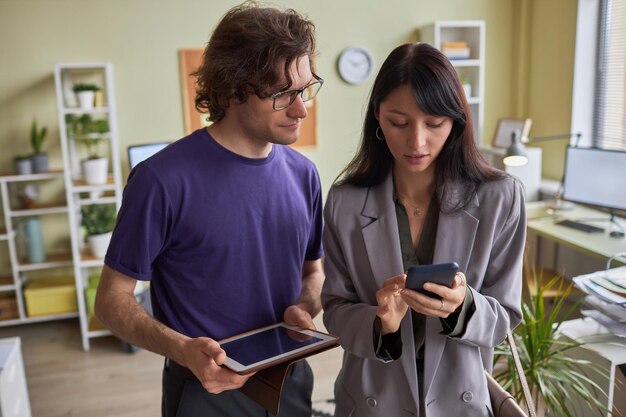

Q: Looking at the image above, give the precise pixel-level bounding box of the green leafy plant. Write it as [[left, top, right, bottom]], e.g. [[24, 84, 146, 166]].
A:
[[81, 204, 116, 236], [30, 118, 47, 154], [72, 83, 100, 93], [65, 114, 110, 159], [493, 273, 609, 416]]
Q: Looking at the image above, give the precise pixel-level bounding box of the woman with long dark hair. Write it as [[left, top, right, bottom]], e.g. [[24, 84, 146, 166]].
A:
[[322, 43, 526, 416]]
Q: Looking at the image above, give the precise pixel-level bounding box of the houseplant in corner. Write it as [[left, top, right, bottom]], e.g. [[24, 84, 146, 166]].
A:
[[81, 204, 117, 258], [73, 83, 100, 110], [30, 118, 48, 173], [493, 272, 609, 417]]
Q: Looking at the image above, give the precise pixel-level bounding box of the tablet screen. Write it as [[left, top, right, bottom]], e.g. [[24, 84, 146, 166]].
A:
[[222, 326, 323, 366], [219, 323, 338, 374]]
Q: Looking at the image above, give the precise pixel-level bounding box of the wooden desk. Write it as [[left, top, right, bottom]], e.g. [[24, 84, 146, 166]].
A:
[[526, 201, 626, 265]]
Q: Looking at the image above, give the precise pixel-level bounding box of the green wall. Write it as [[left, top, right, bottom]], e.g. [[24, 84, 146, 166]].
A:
[[0, 0, 576, 192]]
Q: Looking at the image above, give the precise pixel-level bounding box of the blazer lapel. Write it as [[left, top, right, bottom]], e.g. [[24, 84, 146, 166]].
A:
[[361, 173, 405, 288], [423, 189, 480, 397]]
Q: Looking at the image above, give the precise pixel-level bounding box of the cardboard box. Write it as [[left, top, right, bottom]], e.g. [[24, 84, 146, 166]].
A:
[[0, 295, 18, 320], [24, 276, 77, 317]]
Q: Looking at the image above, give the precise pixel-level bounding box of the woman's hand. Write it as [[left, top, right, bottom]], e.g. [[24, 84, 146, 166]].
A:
[[400, 272, 467, 318], [375, 274, 409, 335]]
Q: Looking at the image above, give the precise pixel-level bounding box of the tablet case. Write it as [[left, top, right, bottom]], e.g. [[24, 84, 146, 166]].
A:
[[239, 342, 339, 415]]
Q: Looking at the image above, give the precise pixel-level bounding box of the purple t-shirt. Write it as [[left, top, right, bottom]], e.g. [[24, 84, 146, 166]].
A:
[[105, 129, 324, 340]]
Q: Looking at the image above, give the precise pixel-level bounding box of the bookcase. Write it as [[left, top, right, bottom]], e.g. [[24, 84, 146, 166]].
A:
[[420, 20, 485, 143]]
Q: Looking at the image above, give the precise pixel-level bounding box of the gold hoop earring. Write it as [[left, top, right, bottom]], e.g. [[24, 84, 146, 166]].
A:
[[375, 127, 385, 141]]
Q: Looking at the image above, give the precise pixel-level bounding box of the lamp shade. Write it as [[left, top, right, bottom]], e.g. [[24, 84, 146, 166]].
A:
[[503, 130, 529, 167]]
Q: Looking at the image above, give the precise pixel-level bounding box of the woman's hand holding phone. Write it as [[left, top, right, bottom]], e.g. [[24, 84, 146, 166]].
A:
[[401, 263, 467, 317]]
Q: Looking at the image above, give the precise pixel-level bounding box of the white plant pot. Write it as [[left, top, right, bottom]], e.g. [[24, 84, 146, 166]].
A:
[[463, 83, 472, 99], [87, 232, 112, 258], [82, 157, 108, 185], [76, 91, 95, 109]]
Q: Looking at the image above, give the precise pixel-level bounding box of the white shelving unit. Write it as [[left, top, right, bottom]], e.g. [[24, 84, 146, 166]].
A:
[[420, 20, 485, 143], [0, 63, 122, 350], [0, 171, 79, 328], [54, 63, 123, 350]]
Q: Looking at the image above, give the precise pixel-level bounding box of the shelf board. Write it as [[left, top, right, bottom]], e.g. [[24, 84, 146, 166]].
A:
[[0, 169, 65, 182], [0, 311, 79, 327], [77, 196, 117, 206], [9, 202, 68, 217], [17, 253, 73, 271], [87, 315, 110, 335], [62, 106, 110, 115], [0, 275, 15, 292], [450, 59, 481, 67], [0, 228, 11, 240], [71, 176, 116, 192], [79, 248, 105, 267]]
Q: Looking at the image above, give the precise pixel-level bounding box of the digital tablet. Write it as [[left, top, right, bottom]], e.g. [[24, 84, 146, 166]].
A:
[[219, 323, 339, 375], [406, 262, 459, 299]]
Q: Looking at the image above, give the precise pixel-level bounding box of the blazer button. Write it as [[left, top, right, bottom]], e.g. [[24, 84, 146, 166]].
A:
[[462, 391, 474, 402], [366, 396, 378, 407]]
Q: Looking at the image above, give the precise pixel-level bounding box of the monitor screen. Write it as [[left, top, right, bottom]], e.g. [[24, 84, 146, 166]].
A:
[[127, 142, 169, 169], [562, 146, 626, 212]]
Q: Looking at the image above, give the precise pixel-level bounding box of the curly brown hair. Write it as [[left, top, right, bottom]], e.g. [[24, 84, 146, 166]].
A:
[[192, 2, 316, 122]]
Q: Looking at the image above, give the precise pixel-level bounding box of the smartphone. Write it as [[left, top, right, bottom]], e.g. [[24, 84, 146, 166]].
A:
[[406, 262, 459, 299]]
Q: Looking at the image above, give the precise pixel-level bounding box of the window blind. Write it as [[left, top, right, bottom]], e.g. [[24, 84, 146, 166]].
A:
[[594, 0, 626, 150]]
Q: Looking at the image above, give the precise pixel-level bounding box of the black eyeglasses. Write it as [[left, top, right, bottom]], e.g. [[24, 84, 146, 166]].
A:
[[270, 73, 324, 111]]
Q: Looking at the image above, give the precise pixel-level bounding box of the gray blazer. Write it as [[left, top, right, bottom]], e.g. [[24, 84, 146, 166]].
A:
[[321, 172, 526, 417]]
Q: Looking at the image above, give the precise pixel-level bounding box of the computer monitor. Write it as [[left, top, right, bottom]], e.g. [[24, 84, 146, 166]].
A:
[[127, 142, 170, 169], [562, 146, 626, 212]]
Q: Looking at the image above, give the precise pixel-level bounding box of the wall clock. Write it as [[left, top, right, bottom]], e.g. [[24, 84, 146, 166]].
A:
[[337, 46, 374, 85]]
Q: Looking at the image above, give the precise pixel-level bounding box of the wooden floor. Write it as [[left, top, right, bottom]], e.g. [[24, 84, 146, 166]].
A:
[[0, 316, 343, 417]]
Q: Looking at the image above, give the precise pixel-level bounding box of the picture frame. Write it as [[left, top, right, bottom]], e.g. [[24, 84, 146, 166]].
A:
[[178, 48, 210, 135], [177, 48, 318, 148], [492, 118, 532, 148]]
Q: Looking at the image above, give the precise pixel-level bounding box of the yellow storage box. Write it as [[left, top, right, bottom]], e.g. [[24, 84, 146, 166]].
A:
[[24, 276, 77, 317]]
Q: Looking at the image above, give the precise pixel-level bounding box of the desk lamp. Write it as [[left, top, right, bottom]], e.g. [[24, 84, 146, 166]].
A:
[[503, 130, 582, 211], [503, 131, 583, 167]]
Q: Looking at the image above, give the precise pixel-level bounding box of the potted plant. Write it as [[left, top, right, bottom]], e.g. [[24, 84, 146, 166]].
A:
[[30, 118, 48, 173], [72, 83, 100, 110], [81, 204, 117, 258], [13, 154, 33, 175], [493, 272, 609, 417], [66, 114, 110, 185]]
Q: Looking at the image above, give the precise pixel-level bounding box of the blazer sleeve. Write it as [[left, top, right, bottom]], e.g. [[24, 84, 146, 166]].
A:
[[321, 187, 384, 361], [455, 178, 527, 347]]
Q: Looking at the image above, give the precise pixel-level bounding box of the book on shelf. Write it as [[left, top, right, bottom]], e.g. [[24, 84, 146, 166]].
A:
[[441, 41, 470, 59]]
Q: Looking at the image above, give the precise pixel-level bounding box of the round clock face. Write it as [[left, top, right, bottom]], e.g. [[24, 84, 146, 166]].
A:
[[337, 46, 374, 85]]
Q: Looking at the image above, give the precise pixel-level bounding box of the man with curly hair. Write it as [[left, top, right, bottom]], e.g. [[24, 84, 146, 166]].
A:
[[95, 4, 324, 416]]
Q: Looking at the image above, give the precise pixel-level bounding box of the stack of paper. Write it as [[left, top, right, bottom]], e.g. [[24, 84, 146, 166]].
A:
[[574, 266, 626, 337], [441, 41, 471, 59]]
